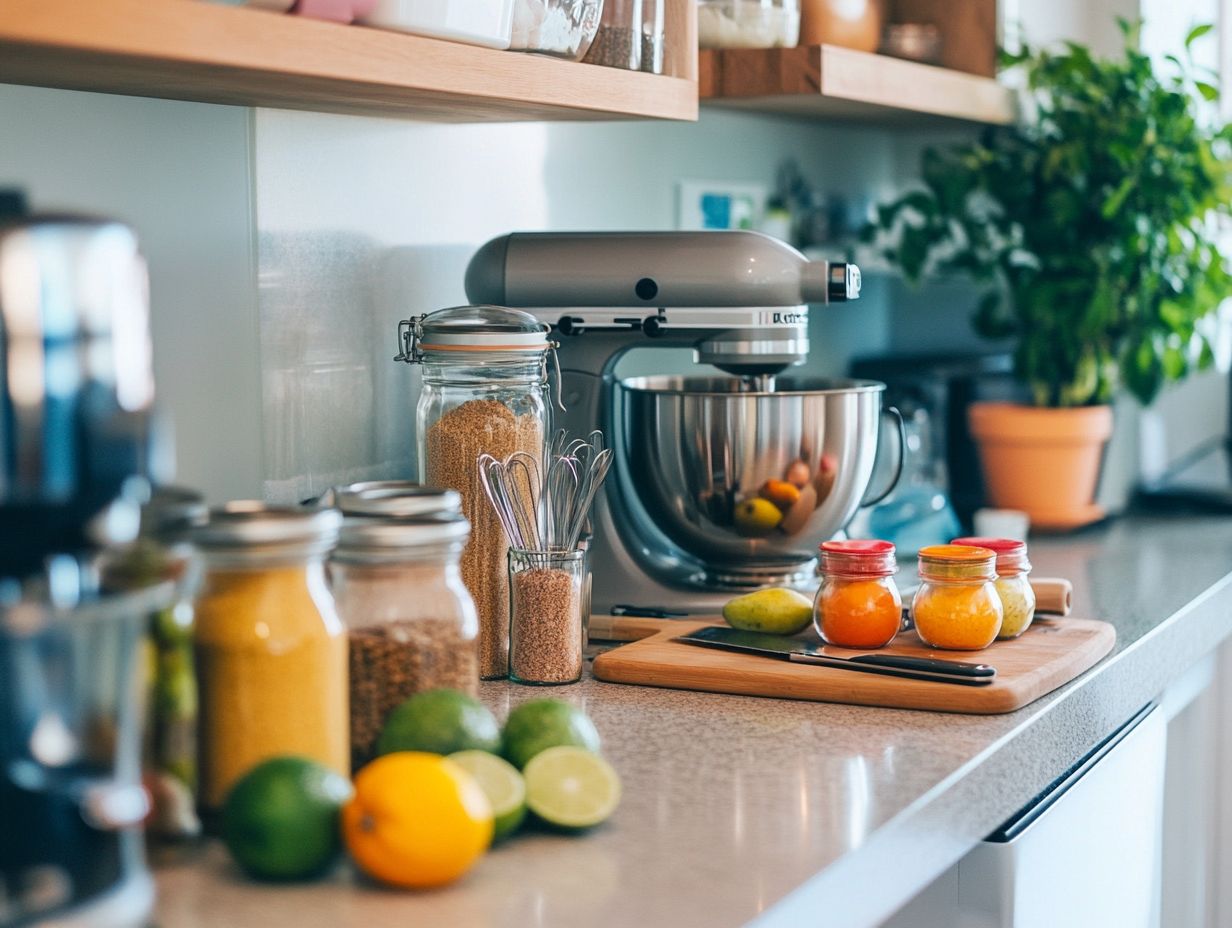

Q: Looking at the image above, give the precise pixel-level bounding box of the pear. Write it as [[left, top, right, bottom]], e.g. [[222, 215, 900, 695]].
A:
[[722, 588, 814, 635]]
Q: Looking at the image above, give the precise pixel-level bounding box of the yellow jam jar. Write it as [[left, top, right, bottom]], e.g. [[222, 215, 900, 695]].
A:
[[911, 544, 1003, 650], [952, 536, 1036, 639]]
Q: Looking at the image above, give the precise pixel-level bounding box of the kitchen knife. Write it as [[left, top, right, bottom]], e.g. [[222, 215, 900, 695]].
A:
[[676, 626, 996, 686]]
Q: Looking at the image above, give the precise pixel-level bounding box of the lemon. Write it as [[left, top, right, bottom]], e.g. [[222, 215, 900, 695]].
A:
[[448, 750, 527, 841], [722, 587, 813, 635], [501, 699, 601, 770], [222, 756, 352, 881], [733, 498, 783, 537], [343, 752, 493, 889], [376, 689, 501, 758], [524, 746, 621, 831]]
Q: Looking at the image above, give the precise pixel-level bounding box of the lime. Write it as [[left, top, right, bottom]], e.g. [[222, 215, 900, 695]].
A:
[[222, 756, 352, 881], [376, 689, 501, 758], [448, 750, 527, 841], [501, 699, 601, 770], [523, 746, 621, 830]]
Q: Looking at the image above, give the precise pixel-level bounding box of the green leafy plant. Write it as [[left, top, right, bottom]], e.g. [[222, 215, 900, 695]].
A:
[[865, 21, 1232, 407]]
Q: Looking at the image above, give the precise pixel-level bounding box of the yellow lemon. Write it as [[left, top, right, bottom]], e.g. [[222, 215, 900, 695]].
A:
[[342, 752, 493, 889]]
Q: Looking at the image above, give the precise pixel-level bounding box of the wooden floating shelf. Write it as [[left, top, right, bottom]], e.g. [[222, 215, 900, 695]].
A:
[[0, 0, 698, 123], [699, 45, 1016, 126]]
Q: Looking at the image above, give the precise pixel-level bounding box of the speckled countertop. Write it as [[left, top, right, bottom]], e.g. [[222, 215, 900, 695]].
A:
[[154, 513, 1232, 928]]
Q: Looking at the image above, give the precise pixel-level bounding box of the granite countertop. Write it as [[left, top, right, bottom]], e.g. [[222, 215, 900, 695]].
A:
[[155, 513, 1232, 928]]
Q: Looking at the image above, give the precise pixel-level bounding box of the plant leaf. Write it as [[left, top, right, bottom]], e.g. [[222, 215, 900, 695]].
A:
[[1186, 23, 1215, 48], [1195, 81, 1220, 102]]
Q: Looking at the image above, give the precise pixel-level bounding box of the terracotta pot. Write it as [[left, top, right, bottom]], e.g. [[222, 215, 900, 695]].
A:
[[799, 0, 882, 51], [967, 402, 1114, 531]]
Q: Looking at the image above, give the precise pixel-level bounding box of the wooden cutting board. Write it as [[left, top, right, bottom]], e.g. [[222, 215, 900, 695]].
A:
[[590, 615, 1116, 714]]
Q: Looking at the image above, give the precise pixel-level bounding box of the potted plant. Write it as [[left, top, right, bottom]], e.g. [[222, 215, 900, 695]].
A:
[[865, 21, 1232, 528]]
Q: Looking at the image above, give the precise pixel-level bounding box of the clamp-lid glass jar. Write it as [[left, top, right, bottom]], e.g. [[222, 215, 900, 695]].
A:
[[953, 536, 1035, 640], [814, 540, 902, 649], [396, 306, 554, 680], [192, 503, 347, 814], [912, 544, 1003, 650]]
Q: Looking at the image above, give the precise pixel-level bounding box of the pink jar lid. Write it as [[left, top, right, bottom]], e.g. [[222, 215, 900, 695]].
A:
[[951, 536, 1030, 574], [819, 539, 896, 578]]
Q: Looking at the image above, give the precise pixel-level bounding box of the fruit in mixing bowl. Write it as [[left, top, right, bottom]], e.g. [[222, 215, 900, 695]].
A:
[[785, 460, 811, 488], [723, 588, 813, 635], [778, 484, 817, 535], [759, 479, 801, 510], [733, 498, 783, 537]]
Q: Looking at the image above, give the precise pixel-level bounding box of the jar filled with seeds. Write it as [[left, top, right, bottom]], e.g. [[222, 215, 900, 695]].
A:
[[583, 0, 642, 69], [508, 548, 586, 685], [396, 306, 554, 679], [329, 489, 479, 771]]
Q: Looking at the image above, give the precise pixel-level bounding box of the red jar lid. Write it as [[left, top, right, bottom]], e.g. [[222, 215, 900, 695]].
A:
[[951, 536, 1030, 574], [819, 539, 897, 577]]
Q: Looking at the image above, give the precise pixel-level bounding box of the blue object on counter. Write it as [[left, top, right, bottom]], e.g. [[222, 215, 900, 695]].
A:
[[865, 486, 962, 556]]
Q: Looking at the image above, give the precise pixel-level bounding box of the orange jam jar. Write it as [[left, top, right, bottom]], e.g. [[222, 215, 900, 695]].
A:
[[813, 540, 903, 649], [912, 545, 1003, 650]]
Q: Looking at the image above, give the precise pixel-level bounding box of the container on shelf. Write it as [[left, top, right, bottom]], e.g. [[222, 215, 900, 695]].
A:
[[813, 539, 902, 649], [697, 0, 800, 50], [911, 544, 1003, 650], [798, 0, 879, 51], [509, 548, 586, 685], [359, 0, 515, 49], [584, 0, 642, 69], [640, 0, 666, 73], [509, 0, 603, 60], [192, 503, 347, 815], [953, 536, 1036, 640], [396, 305, 553, 680], [329, 492, 479, 771]]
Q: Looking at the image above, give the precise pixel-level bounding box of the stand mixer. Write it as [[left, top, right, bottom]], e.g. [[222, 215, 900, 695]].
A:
[[465, 230, 901, 614]]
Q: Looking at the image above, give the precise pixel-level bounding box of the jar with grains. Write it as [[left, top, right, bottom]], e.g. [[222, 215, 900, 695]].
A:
[[813, 540, 902, 649], [509, 548, 585, 685], [911, 544, 1003, 650], [329, 485, 478, 771], [99, 486, 208, 840], [584, 0, 642, 69], [396, 305, 553, 679], [191, 504, 347, 817], [952, 536, 1035, 640]]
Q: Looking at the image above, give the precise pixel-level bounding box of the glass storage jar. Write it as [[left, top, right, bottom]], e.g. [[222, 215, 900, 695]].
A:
[[509, 548, 586, 685], [640, 0, 665, 72], [192, 504, 347, 816], [99, 486, 208, 841], [509, 0, 603, 59], [697, 0, 800, 49], [396, 305, 553, 680], [911, 544, 1003, 650], [813, 540, 902, 649], [329, 494, 479, 771], [584, 0, 642, 69], [953, 536, 1036, 640]]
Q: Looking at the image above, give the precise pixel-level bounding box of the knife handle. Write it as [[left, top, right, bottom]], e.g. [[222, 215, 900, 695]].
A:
[[847, 654, 996, 678]]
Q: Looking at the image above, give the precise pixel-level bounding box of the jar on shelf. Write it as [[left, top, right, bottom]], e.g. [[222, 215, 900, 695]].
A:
[[953, 536, 1036, 640], [99, 487, 208, 840], [509, 548, 586, 685], [798, 0, 880, 51], [813, 540, 902, 649], [396, 306, 554, 680], [584, 0, 643, 69], [911, 544, 1003, 650], [641, 0, 666, 73], [509, 0, 603, 60], [697, 0, 801, 50], [192, 504, 347, 816], [329, 489, 479, 772]]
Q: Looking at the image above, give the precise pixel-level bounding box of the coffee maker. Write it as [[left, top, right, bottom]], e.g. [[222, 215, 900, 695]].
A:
[[0, 201, 167, 927], [465, 231, 900, 613]]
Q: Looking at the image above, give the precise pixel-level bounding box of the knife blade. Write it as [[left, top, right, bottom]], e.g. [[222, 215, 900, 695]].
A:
[[676, 626, 996, 686]]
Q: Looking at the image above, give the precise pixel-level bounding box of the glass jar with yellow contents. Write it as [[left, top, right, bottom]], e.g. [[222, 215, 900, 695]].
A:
[[192, 503, 347, 818], [952, 536, 1036, 639], [911, 545, 1003, 650]]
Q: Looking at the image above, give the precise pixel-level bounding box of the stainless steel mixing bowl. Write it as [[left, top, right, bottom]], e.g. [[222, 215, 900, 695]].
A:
[[617, 376, 900, 586]]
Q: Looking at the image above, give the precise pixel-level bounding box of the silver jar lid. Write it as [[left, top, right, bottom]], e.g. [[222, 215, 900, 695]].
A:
[[192, 502, 341, 556], [333, 482, 461, 518], [333, 514, 471, 563], [395, 305, 552, 364], [140, 486, 208, 542]]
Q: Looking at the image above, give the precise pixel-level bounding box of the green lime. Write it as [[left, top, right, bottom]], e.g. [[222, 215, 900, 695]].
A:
[[448, 750, 527, 841], [523, 746, 621, 830], [222, 756, 352, 881], [376, 689, 501, 758], [501, 699, 601, 770]]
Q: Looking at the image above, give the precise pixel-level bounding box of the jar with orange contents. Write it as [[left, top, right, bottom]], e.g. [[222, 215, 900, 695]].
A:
[[813, 540, 902, 649], [911, 545, 1003, 650]]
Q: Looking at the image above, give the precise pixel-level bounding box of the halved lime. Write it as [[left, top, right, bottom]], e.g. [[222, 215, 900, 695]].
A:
[[523, 746, 621, 831], [447, 750, 527, 841]]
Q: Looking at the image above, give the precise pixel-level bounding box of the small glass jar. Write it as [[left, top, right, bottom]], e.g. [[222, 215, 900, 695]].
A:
[[397, 306, 553, 680], [698, 0, 801, 49], [509, 548, 585, 685], [508, 0, 603, 60], [813, 540, 902, 649], [330, 487, 479, 771], [192, 504, 347, 816], [641, 0, 666, 73], [953, 536, 1036, 640], [912, 545, 1003, 650], [583, 0, 643, 69]]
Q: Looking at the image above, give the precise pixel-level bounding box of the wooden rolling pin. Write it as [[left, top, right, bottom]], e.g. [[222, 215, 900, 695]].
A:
[[1031, 577, 1073, 616]]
